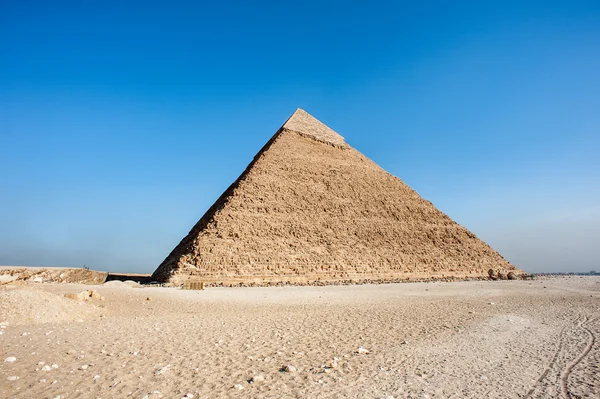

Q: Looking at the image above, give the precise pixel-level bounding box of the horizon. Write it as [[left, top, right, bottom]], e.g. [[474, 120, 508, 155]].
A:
[[1, 1, 599, 274]]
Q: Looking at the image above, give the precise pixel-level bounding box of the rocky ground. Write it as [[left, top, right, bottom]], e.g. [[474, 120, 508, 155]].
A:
[[0, 276, 598, 398]]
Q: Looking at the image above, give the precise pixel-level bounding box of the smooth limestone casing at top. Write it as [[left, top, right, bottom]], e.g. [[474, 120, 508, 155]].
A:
[[152, 109, 521, 285]]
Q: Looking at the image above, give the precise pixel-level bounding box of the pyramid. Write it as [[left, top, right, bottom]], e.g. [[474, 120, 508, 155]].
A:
[[152, 109, 520, 285]]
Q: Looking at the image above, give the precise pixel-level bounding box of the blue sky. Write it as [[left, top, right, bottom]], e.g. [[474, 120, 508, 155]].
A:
[[1, 1, 599, 273]]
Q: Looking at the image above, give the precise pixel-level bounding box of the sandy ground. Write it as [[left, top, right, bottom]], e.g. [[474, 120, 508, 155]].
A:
[[0, 277, 598, 399]]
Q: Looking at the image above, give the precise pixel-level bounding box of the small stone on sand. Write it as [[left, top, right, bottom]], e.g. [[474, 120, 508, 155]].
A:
[[357, 347, 370, 354], [155, 364, 171, 375]]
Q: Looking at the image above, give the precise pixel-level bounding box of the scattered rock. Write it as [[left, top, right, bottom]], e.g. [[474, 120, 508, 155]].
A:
[[155, 364, 171, 375], [41, 365, 52, 371], [281, 365, 297, 373], [79, 364, 89, 370], [233, 383, 245, 390], [249, 374, 265, 383], [357, 346, 370, 354], [62, 289, 105, 302], [507, 272, 517, 280], [488, 269, 497, 280], [0, 275, 19, 284], [497, 271, 507, 280], [7, 376, 19, 381], [64, 291, 90, 301], [4, 356, 16, 362]]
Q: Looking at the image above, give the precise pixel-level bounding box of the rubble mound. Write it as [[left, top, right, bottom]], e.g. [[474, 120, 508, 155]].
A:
[[0, 267, 107, 285]]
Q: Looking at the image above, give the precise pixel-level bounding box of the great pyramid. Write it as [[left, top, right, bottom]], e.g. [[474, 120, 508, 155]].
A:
[[152, 109, 520, 285]]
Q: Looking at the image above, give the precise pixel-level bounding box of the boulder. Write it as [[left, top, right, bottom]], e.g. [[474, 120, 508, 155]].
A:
[[64, 292, 90, 301], [64, 290, 103, 301]]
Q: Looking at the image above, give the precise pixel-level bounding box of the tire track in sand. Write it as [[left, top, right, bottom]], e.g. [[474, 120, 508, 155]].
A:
[[524, 324, 567, 398], [560, 316, 596, 399]]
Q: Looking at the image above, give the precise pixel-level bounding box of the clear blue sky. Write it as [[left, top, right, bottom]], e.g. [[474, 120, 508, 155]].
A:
[[1, 1, 599, 273]]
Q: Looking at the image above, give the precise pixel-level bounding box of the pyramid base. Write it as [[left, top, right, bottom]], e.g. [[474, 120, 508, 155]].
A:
[[162, 269, 525, 287]]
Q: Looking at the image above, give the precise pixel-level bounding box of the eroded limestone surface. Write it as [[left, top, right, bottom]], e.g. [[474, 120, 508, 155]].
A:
[[153, 109, 519, 285]]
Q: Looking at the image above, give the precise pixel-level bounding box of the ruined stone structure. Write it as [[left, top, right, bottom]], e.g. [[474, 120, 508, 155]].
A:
[[153, 109, 519, 285]]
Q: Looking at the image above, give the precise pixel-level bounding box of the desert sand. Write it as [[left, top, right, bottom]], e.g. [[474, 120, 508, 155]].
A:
[[1, 277, 598, 398]]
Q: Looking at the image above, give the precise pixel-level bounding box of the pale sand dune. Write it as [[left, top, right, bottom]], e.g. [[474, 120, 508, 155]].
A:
[[0, 277, 598, 398], [0, 288, 106, 325]]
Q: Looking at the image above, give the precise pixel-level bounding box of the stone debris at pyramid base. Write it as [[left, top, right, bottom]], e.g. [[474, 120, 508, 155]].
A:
[[163, 270, 520, 288], [153, 108, 523, 286]]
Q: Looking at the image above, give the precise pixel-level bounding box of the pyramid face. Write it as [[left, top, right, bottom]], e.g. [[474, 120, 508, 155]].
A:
[[153, 109, 518, 285]]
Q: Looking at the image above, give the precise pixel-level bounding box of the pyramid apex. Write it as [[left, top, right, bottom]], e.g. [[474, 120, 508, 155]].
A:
[[282, 108, 347, 147]]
